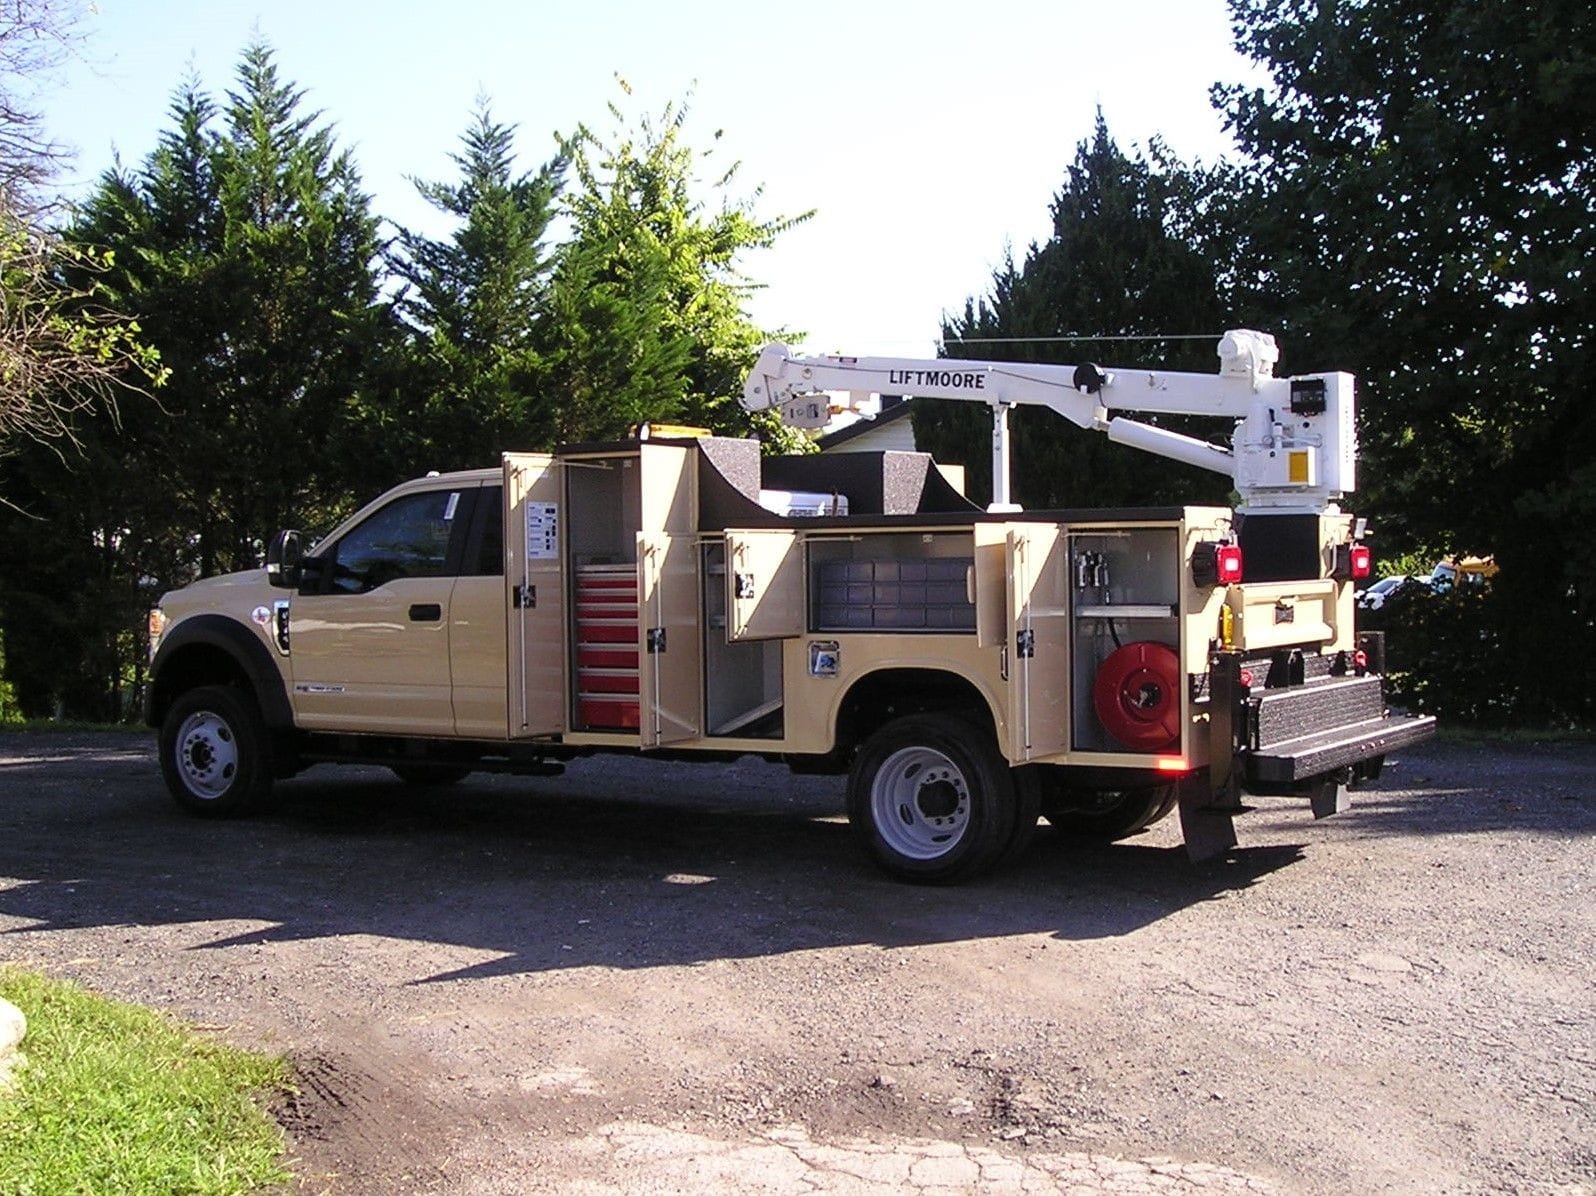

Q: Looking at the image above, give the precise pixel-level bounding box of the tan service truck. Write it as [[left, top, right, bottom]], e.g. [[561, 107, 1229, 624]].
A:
[[145, 331, 1435, 882]]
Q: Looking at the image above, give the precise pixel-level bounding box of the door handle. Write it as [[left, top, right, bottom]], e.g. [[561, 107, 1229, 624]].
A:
[[409, 603, 442, 622]]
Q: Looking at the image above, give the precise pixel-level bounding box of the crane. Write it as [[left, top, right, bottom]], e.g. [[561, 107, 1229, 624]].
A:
[[742, 330, 1355, 514]]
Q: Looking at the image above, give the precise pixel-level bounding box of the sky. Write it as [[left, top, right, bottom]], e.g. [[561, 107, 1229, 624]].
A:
[[41, 0, 1269, 359]]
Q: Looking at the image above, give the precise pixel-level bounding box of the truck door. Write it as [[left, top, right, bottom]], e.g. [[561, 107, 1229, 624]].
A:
[[976, 522, 1071, 762], [725, 528, 804, 641], [288, 484, 463, 735], [504, 453, 567, 738], [637, 531, 701, 746]]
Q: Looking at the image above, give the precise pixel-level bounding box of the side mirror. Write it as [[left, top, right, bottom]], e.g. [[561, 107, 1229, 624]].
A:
[[266, 529, 304, 589]]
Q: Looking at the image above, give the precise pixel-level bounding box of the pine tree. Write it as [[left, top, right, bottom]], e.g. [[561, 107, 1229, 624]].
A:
[[0, 42, 386, 716], [919, 115, 1229, 509], [389, 104, 564, 468]]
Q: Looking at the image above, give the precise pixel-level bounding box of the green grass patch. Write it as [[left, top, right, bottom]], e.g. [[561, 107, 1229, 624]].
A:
[[0, 719, 144, 734], [0, 969, 290, 1195]]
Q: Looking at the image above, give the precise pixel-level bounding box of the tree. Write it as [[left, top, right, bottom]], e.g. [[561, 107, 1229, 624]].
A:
[[919, 115, 1231, 509], [388, 104, 564, 471], [0, 42, 387, 717], [1218, 0, 1596, 722], [70, 43, 388, 574], [0, 0, 164, 465], [540, 88, 810, 448]]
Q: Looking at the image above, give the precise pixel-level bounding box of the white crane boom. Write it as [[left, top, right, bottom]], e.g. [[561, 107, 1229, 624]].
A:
[[742, 330, 1355, 513]]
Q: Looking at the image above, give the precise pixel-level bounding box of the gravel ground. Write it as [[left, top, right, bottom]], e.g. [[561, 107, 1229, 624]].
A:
[[0, 732, 1590, 1194]]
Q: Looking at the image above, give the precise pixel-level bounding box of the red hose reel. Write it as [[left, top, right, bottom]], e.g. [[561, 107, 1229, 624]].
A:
[[1092, 640, 1182, 751]]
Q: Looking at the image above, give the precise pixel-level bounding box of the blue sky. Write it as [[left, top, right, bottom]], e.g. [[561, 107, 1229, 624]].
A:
[[44, 0, 1267, 357]]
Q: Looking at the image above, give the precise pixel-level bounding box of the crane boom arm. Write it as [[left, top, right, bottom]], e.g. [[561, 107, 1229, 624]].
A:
[[742, 331, 1356, 513]]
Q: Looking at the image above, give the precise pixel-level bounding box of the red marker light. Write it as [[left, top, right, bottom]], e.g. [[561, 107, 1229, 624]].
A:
[[1238, 668, 1254, 688], [1350, 543, 1372, 579], [1155, 756, 1190, 773], [1216, 544, 1244, 585], [1352, 649, 1369, 674]]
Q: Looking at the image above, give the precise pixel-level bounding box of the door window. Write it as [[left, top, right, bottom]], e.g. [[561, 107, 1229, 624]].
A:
[[328, 490, 461, 593]]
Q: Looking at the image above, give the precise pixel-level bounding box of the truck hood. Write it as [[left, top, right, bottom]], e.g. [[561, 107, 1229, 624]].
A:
[[163, 568, 270, 603]]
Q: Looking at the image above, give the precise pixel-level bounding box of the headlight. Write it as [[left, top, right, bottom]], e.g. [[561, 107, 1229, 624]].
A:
[[147, 607, 167, 659]]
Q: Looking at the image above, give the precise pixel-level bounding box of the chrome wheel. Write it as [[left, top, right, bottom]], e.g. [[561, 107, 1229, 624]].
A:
[[174, 709, 240, 801], [870, 745, 971, 861]]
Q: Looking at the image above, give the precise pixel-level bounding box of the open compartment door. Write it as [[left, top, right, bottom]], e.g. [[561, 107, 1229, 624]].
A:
[[1006, 523, 1071, 762], [725, 528, 804, 642], [638, 531, 702, 746], [504, 453, 567, 737]]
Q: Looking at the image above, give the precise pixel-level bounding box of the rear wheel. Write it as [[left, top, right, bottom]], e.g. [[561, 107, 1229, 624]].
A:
[[846, 713, 1016, 883], [1041, 784, 1178, 840], [159, 685, 273, 816]]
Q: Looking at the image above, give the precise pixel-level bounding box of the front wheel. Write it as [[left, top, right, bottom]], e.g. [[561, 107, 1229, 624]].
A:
[[846, 713, 1016, 884], [159, 685, 274, 816]]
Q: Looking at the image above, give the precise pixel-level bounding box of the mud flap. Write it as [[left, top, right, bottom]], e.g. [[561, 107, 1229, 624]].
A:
[[1308, 771, 1352, 819], [1178, 776, 1238, 863]]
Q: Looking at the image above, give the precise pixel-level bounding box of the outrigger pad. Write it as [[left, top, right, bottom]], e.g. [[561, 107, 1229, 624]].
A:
[[1178, 779, 1238, 863]]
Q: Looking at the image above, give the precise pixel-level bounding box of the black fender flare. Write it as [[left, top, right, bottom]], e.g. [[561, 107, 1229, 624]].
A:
[[147, 614, 294, 731]]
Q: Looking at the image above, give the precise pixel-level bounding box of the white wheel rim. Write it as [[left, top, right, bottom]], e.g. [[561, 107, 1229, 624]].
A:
[[870, 745, 971, 860], [175, 710, 239, 800]]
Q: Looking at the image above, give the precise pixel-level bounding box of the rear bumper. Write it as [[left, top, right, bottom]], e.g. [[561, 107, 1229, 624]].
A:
[[1244, 711, 1437, 786]]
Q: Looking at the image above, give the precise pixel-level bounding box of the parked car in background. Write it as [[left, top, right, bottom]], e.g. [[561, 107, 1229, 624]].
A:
[[1358, 574, 1415, 611]]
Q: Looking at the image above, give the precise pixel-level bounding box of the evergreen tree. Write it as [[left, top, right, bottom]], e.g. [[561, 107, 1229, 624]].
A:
[[919, 116, 1230, 509], [541, 89, 810, 447], [1218, 0, 1596, 721], [0, 42, 386, 716], [388, 104, 564, 469]]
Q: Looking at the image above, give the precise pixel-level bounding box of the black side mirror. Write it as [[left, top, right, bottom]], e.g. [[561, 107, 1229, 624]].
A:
[[266, 529, 304, 589]]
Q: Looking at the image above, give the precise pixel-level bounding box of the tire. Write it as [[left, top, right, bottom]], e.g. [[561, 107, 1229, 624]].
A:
[[846, 713, 1016, 884], [1041, 784, 1178, 840], [159, 685, 274, 817], [389, 763, 472, 786]]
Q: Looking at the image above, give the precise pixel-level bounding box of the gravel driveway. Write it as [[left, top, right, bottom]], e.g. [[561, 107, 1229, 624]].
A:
[[0, 732, 1590, 1194]]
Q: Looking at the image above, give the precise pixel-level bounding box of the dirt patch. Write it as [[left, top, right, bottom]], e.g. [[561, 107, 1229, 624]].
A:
[[0, 733, 1591, 1193]]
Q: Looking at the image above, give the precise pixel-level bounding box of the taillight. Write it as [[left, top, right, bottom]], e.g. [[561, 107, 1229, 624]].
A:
[[1333, 542, 1373, 580], [1193, 541, 1245, 587]]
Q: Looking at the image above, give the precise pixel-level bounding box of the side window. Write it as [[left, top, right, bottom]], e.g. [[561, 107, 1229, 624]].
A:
[[470, 486, 503, 576], [329, 490, 461, 594]]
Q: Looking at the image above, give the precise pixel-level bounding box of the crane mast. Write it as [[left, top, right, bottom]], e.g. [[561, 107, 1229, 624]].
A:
[[742, 330, 1356, 514]]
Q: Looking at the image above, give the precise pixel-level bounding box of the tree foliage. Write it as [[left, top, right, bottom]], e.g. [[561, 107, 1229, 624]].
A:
[[541, 89, 811, 448], [1217, 0, 1596, 722], [0, 0, 165, 464], [918, 115, 1231, 509], [0, 42, 386, 717], [388, 105, 563, 471]]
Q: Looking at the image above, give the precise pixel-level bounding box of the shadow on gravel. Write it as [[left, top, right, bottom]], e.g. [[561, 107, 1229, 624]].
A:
[[0, 736, 1312, 982], [0, 735, 1583, 983]]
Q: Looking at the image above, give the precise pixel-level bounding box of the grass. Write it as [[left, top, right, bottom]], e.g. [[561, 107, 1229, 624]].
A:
[[0, 719, 145, 734], [1438, 723, 1596, 746], [0, 969, 291, 1196]]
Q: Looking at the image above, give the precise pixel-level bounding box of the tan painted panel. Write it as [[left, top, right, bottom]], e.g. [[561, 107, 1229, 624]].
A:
[[504, 453, 567, 738], [725, 529, 804, 642], [637, 532, 702, 746], [290, 575, 456, 734], [1006, 524, 1071, 762], [449, 575, 508, 738], [972, 523, 1008, 649], [639, 443, 696, 534]]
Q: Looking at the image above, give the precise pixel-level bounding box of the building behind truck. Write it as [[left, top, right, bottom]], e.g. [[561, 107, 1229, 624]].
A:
[[145, 332, 1435, 882]]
